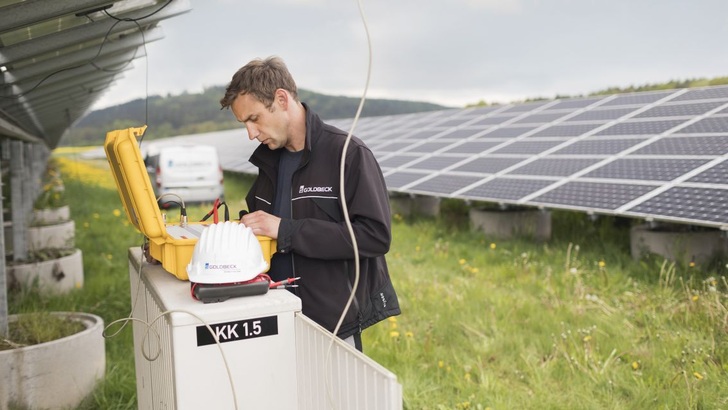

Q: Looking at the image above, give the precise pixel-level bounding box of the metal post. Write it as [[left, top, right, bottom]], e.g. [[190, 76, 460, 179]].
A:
[[10, 140, 27, 261], [0, 140, 8, 337]]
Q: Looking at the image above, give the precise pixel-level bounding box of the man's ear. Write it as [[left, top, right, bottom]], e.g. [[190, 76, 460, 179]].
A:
[[275, 88, 289, 110]]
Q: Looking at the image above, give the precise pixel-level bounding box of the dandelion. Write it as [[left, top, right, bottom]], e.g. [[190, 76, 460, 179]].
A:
[[598, 260, 605, 268], [459, 258, 467, 265], [388, 316, 397, 323], [583, 335, 592, 342], [389, 331, 400, 339], [390, 321, 398, 330], [405, 331, 414, 339], [632, 361, 640, 370], [490, 242, 496, 249], [464, 373, 471, 382], [693, 372, 704, 380], [113, 209, 122, 217], [689, 261, 696, 268], [415, 245, 421, 252], [438, 360, 444, 368], [692, 295, 699, 302]]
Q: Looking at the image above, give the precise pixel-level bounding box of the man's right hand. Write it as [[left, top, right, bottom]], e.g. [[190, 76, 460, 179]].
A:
[[241, 210, 281, 239]]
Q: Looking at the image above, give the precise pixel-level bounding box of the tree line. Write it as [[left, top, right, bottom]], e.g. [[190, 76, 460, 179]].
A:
[[62, 86, 448, 146]]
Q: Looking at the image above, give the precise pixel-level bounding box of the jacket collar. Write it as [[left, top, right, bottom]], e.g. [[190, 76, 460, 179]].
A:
[[249, 102, 322, 172]]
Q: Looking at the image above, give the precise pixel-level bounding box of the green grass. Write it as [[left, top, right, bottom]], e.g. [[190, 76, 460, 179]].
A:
[[8, 153, 728, 409]]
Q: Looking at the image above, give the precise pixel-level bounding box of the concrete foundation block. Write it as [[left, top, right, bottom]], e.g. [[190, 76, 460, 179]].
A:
[[469, 208, 551, 241], [389, 195, 441, 218], [630, 224, 728, 264]]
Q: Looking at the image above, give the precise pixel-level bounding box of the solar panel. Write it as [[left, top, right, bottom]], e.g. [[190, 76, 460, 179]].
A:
[[551, 138, 643, 155], [633, 136, 728, 155], [627, 186, 728, 224], [687, 160, 728, 184], [462, 178, 556, 201], [531, 181, 657, 211], [360, 85, 728, 229]]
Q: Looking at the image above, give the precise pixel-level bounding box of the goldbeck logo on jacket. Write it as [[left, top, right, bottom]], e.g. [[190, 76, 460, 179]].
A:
[[298, 185, 333, 194]]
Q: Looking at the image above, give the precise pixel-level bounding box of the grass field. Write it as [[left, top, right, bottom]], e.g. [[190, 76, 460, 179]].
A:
[[8, 150, 728, 409]]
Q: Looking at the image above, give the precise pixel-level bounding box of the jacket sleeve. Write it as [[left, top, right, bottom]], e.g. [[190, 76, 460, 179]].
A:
[[278, 144, 391, 260]]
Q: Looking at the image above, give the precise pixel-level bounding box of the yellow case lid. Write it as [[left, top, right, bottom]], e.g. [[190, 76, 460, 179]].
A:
[[104, 126, 168, 240]]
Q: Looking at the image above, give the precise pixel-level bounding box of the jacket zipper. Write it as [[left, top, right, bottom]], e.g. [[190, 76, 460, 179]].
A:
[[290, 166, 299, 297]]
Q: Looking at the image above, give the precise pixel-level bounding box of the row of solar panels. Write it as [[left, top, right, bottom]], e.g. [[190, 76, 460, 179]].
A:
[[326, 86, 728, 230]]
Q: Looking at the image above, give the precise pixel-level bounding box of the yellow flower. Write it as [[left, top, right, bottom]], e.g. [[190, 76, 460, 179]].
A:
[[438, 360, 444, 368], [106, 254, 113, 260], [583, 335, 592, 342], [689, 261, 696, 268], [390, 322, 398, 330], [113, 209, 122, 217], [83, 222, 90, 228], [489, 243, 496, 249], [693, 372, 703, 380], [405, 331, 414, 338], [459, 259, 466, 265], [692, 295, 699, 302], [632, 361, 639, 370], [464, 373, 471, 381], [388, 316, 397, 323], [598, 260, 606, 268], [415, 245, 421, 252], [389, 331, 400, 338]]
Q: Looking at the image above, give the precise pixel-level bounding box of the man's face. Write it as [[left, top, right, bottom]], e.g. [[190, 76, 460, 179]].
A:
[[230, 92, 289, 150]]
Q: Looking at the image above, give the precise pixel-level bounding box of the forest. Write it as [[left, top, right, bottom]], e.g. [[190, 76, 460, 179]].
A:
[[63, 87, 448, 146], [64, 76, 728, 146]]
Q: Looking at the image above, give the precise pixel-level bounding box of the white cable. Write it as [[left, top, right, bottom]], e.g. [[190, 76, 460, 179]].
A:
[[103, 255, 239, 409], [325, 0, 372, 408], [156, 192, 186, 209], [105, 307, 240, 410]]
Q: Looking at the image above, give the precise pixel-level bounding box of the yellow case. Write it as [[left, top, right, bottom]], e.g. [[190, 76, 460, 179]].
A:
[[104, 126, 275, 280]]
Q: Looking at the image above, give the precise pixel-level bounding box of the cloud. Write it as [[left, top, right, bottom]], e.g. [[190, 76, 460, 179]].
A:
[[462, 0, 523, 13]]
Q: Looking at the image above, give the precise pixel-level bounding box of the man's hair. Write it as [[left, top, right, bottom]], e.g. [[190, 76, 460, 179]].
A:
[[220, 56, 299, 109]]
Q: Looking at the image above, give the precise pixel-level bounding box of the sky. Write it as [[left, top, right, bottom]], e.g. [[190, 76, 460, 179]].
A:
[[92, 0, 728, 111]]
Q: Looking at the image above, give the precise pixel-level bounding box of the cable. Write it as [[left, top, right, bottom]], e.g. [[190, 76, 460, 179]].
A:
[[103, 250, 240, 409], [0, 19, 125, 100], [103, 0, 174, 22], [325, 0, 372, 408]]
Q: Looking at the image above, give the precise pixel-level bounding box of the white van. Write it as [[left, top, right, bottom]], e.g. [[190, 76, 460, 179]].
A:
[[144, 144, 225, 208]]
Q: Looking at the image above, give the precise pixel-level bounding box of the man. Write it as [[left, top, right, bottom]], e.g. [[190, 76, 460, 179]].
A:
[[219, 56, 400, 351]]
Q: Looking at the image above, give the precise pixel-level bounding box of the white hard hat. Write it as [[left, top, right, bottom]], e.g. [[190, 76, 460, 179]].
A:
[[186, 221, 269, 284]]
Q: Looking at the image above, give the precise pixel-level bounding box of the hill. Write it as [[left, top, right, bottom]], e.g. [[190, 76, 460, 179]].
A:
[[63, 86, 449, 146]]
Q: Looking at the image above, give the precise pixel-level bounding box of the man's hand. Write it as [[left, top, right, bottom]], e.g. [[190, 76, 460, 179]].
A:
[[241, 210, 281, 239]]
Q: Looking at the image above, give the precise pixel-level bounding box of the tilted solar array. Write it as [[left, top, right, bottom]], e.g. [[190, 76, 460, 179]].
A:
[[328, 85, 728, 230]]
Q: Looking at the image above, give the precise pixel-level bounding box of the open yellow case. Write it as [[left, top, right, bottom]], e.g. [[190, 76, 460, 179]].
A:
[[104, 125, 275, 280]]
